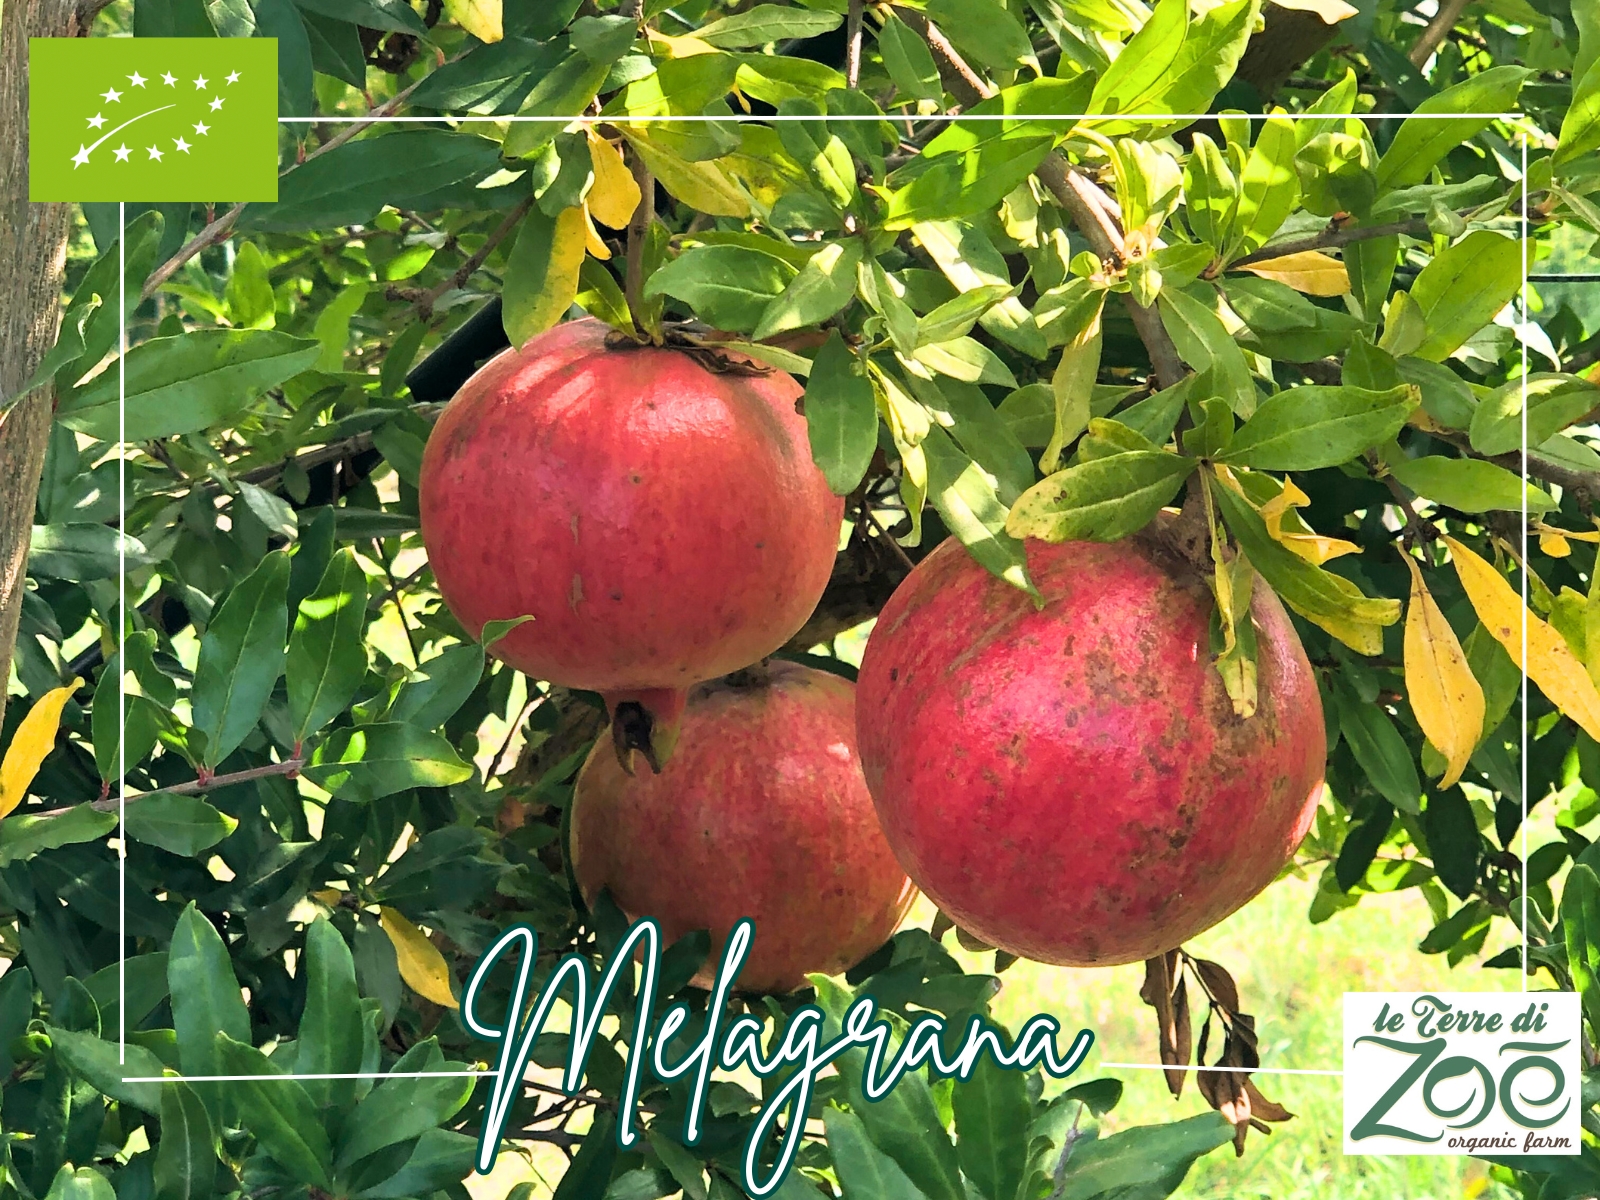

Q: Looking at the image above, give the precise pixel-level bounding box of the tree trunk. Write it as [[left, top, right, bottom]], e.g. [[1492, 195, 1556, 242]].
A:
[[0, 0, 83, 727]]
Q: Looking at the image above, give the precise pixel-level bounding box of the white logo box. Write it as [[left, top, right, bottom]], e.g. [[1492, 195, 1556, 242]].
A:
[[1343, 992, 1582, 1157]]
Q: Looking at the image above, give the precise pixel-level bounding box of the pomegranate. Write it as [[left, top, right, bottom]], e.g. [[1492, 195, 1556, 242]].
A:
[[418, 318, 843, 769], [570, 661, 916, 993], [855, 529, 1325, 967]]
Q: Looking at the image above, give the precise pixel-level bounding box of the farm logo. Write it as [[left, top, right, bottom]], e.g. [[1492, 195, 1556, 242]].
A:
[[28, 37, 278, 202], [462, 918, 1095, 1197], [1343, 992, 1581, 1156]]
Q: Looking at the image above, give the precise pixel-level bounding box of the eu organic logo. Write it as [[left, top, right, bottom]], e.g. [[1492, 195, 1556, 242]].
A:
[[1343, 992, 1581, 1156]]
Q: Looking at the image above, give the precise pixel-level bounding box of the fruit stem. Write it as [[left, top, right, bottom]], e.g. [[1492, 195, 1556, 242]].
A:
[[603, 687, 687, 775], [624, 152, 658, 345]]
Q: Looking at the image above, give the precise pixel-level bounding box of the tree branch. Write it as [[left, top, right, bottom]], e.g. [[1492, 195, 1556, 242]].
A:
[[624, 150, 656, 341], [895, 6, 1188, 389], [846, 0, 865, 90], [1409, 0, 1473, 68], [411, 193, 534, 321], [34, 757, 307, 819]]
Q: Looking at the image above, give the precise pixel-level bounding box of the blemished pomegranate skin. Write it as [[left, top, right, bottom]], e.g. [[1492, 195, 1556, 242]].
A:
[[855, 534, 1326, 967], [570, 662, 916, 994], [417, 318, 843, 757]]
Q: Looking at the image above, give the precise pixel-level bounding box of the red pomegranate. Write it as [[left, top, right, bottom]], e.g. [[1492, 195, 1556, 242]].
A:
[[570, 661, 916, 993], [855, 530, 1325, 967], [418, 318, 843, 769]]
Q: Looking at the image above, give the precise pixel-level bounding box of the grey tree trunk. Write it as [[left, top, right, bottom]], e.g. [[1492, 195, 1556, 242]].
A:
[[0, 0, 84, 727]]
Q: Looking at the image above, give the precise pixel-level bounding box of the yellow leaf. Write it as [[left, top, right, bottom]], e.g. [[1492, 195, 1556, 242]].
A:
[[1537, 523, 1600, 544], [1258, 476, 1310, 531], [622, 130, 749, 218], [585, 130, 641, 229], [1269, 0, 1359, 23], [379, 906, 459, 1009], [1447, 536, 1600, 742], [310, 889, 343, 906], [646, 28, 718, 57], [1542, 531, 1573, 558], [1277, 532, 1361, 564], [1234, 250, 1351, 296], [443, 0, 502, 42], [1402, 557, 1484, 789], [581, 203, 612, 260], [503, 205, 589, 347], [0, 681, 81, 819]]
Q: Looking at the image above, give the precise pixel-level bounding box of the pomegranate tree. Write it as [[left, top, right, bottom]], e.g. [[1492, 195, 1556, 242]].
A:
[[570, 660, 915, 994], [855, 529, 1326, 967], [418, 318, 842, 769]]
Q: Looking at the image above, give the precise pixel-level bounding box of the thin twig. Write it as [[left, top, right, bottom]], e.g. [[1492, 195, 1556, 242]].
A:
[[34, 757, 308, 818], [1229, 204, 1510, 269], [139, 73, 433, 303], [863, 507, 917, 572], [374, 538, 421, 666], [411, 194, 535, 321], [1409, 0, 1473, 67], [845, 0, 865, 90], [624, 150, 656, 341]]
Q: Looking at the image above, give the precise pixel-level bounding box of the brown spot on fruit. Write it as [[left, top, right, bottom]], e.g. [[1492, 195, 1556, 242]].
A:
[[568, 574, 584, 610]]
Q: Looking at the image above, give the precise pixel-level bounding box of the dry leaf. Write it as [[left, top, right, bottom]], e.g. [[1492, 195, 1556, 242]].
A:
[[586, 131, 642, 229], [1269, 0, 1359, 24], [1402, 556, 1485, 789], [1141, 952, 1191, 1098], [379, 906, 459, 1009], [1234, 250, 1351, 296], [443, 0, 502, 43], [1447, 536, 1600, 741], [0, 679, 81, 819]]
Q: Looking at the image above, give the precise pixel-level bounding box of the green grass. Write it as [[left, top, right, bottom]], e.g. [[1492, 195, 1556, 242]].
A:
[[949, 877, 1526, 1200]]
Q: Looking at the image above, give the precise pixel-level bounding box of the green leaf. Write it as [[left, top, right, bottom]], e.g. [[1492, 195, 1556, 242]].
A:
[[952, 1057, 1029, 1200], [1564, 864, 1600, 1034], [154, 1080, 217, 1200], [1212, 479, 1400, 654], [1221, 384, 1416, 470], [350, 1129, 480, 1200], [776, 100, 857, 211], [297, 918, 365, 1109], [46, 1026, 166, 1114], [804, 331, 877, 496], [43, 1167, 115, 1200], [0, 805, 117, 866], [910, 376, 1034, 504], [642, 244, 795, 334], [303, 723, 474, 802], [570, 14, 637, 62], [388, 644, 486, 730], [923, 426, 1037, 598], [1054, 1113, 1234, 1200], [1333, 683, 1421, 814], [910, 337, 1017, 389], [294, 0, 424, 35], [1470, 373, 1600, 457], [645, 1130, 707, 1200], [125, 794, 238, 856], [244, 130, 501, 230], [813, 978, 965, 1200], [553, 1111, 619, 1200], [335, 1040, 475, 1168], [57, 210, 164, 395], [5, 297, 100, 415], [1156, 288, 1255, 415], [1090, 0, 1258, 132], [503, 205, 589, 347], [1227, 115, 1300, 260], [823, 1107, 930, 1200], [1423, 788, 1481, 900], [1374, 67, 1530, 190], [910, 221, 1043, 358], [752, 240, 862, 339], [923, 0, 1035, 74], [287, 548, 370, 742], [191, 550, 291, 769], [1556, 56, 1600, 170], [58, 330, 319, 442], [883, 134, 1055, 230], [1389, 456, 1556, 514], [29, 524, 154, 582], [169, 903, 251, 1079], [1007, 448, 1195, 544], [215, 1033, 334, 1188], [914, 285, 1016, 349], [695, 4, 841, 47], [1407, 231, 1522, 363], [1184, 133, 1237, 252], [877, 13, 942, 102]]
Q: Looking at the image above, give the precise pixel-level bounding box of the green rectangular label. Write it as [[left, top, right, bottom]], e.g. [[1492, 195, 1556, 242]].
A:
[[29, 37, 279, 202]]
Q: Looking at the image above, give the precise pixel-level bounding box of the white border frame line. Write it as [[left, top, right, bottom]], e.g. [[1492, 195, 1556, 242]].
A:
[[113, 109, 1535, 1088]]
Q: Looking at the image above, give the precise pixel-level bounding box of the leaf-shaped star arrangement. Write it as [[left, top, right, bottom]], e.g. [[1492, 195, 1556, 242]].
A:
[[70, 65, 243, 170]]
